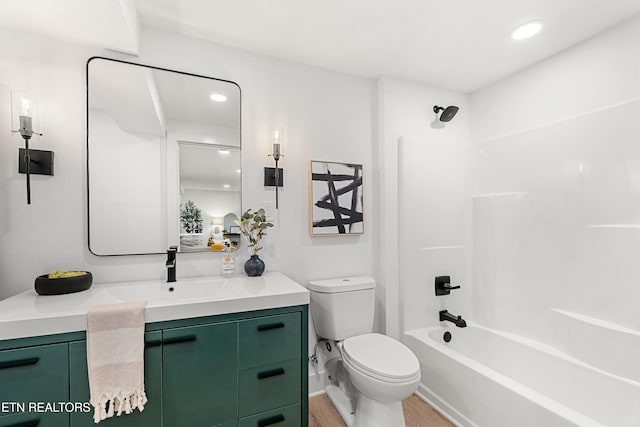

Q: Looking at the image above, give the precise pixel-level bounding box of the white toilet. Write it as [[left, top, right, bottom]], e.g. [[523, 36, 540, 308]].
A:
[[309, 276, 421, 427]]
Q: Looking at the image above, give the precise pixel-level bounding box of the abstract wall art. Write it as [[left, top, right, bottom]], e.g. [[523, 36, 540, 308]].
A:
[[309, 160, 364, 235]]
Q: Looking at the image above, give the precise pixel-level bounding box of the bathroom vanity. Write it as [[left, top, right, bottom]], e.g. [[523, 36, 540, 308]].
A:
[[0, 272, 309, 427]]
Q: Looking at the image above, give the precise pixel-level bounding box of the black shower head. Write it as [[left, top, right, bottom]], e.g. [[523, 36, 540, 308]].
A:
[[433, 105, 459, 122]]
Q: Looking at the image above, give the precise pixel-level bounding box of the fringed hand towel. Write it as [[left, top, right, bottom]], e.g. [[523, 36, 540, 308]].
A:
[[87, 301, 148, 423]]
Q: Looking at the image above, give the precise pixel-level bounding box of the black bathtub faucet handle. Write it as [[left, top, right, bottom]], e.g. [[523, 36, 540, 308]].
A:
[[435, 276, 461, 296]]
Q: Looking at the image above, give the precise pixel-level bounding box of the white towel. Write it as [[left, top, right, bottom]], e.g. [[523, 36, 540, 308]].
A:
[[87, 301, 148, 423]]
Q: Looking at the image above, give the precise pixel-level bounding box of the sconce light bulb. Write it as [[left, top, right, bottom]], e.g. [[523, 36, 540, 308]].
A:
[[273, 129, 280, 143], [20, 97, 32, 117]]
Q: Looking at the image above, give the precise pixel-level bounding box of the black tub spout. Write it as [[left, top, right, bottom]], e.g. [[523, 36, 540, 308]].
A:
[[439, 310, 467, 328]]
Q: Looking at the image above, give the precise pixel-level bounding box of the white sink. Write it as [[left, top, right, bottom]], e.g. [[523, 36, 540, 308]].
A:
[[0, 272, 309, 341], [107, 277, 234, 304]]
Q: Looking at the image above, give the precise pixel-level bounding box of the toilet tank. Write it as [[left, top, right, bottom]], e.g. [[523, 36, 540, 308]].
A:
[[308, 276, 375, 341]]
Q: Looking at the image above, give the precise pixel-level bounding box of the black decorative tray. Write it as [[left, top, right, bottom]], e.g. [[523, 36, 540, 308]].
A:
[[34, 272, 93, 295]]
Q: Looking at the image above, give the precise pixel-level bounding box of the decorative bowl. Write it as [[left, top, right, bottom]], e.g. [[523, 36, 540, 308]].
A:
[[34, 272, 93, 295]]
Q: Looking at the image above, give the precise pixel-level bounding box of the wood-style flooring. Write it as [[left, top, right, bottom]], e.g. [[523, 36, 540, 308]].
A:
[[309, 393, 455, 427]]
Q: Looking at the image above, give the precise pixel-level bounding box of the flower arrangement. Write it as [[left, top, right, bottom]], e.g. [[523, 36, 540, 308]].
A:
[[235, 208, 273, 256]]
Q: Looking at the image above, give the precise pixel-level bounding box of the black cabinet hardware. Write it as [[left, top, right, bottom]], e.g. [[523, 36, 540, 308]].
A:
[[257, 322, 285, 332], [257, 414, 285, 426], [144, 339, 162, 348], [257, 368, 285, 380], [3, 419, 40, 427], [162, 335, 196, 345], [0, 357, 39, 370]]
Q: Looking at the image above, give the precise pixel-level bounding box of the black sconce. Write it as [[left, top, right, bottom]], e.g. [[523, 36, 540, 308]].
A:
[[11, 91, 54, 204], [264, 128, 284, 209]]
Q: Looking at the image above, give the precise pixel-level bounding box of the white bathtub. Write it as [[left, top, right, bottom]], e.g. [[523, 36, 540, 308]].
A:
[[404, 324, 640, 427]]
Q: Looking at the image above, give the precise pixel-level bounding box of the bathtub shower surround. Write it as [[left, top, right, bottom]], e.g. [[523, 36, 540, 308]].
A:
[[396, 15, 640, 427]]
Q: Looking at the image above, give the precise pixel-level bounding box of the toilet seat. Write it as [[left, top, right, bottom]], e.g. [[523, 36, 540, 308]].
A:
[[342, 333, 420, 383]]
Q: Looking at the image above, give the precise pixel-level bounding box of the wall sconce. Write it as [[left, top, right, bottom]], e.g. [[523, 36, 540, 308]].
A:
[[10, 90, 53, 204], [264, 128, 284, 209]]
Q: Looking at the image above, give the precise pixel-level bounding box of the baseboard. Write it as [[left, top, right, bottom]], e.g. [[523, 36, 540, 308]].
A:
[[309, 389, 326, 398], [414, 384, 477, 427], [308, 369, 326, 397]]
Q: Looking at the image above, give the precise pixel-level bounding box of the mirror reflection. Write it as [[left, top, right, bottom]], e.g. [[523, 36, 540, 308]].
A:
[[178, 143, 241, 252], [87, 57, 241, 255]]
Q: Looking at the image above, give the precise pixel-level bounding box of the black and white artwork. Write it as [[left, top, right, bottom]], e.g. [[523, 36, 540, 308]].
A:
[[310, 161, 364, 235]]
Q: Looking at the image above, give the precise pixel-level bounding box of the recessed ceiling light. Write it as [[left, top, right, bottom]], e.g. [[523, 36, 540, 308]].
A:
[[236, 169, 241, 173], [510, 20, 543, 40], [223, 184, 230, 189], [219, 149, 230, 155], [209, 93, 227, 102]]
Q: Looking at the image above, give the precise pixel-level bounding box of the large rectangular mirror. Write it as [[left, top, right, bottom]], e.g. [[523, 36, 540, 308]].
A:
[[87, 57, 241, 255]]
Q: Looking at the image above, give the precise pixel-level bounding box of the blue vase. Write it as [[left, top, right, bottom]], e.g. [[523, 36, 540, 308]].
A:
[[244, 255, 265, 277]]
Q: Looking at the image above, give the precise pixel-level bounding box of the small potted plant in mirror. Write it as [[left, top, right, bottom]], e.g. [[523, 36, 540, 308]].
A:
[[235, 208, 273, 277]]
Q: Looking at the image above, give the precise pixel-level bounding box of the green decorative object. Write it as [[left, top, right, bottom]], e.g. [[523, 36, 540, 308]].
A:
[[180, 200, 203, 234], [235, 208, 273, 256]]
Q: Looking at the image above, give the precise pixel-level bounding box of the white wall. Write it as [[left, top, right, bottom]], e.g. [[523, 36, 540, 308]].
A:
[[377, 77, 472, 337], [470, 15, 640, 342], [0, 26, 375, 309]]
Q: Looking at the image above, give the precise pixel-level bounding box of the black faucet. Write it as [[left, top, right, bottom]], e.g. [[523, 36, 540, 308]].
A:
[[439, 310, 467, 328], [435, 276, 461, 296], [166, 246, 177, 283]]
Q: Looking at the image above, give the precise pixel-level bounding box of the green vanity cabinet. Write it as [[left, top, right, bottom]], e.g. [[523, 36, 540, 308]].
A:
[[0, 411, 60, 427], [0, 305, 308, 427], [68, 332, 162, 427], [0, 342, 69, 427], [162, 321, 238, 427]]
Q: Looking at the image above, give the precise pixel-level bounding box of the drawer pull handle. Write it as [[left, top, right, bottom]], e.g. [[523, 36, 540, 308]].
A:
[[0, 357, 39, 370], [257, 322, 285, 331], [257, 414, 285, 426], [144, 339, 162, 348], [257, 367, 285, 379], [163, 335, 196, 345], [4, 419, 40, 427]]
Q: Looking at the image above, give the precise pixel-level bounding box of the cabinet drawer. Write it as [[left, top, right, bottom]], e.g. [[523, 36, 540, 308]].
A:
[[238, 313, 301, 369], [239, 403, 301, 427], [0, 343, 68, 417], [69, 332, 162, 427], [238, 359, 301, 417]]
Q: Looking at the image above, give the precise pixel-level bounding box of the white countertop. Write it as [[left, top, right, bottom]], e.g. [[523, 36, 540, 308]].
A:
[[0, 272, 309, 341]]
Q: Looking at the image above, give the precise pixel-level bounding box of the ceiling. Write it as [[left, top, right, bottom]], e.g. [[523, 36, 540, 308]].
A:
[[3, 1, 640, 92], [135, 0, 640, 92], [0, 0, 140, 54]]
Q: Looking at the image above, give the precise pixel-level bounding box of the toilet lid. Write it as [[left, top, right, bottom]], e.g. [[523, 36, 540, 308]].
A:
[[342, 333, 420, 382]]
